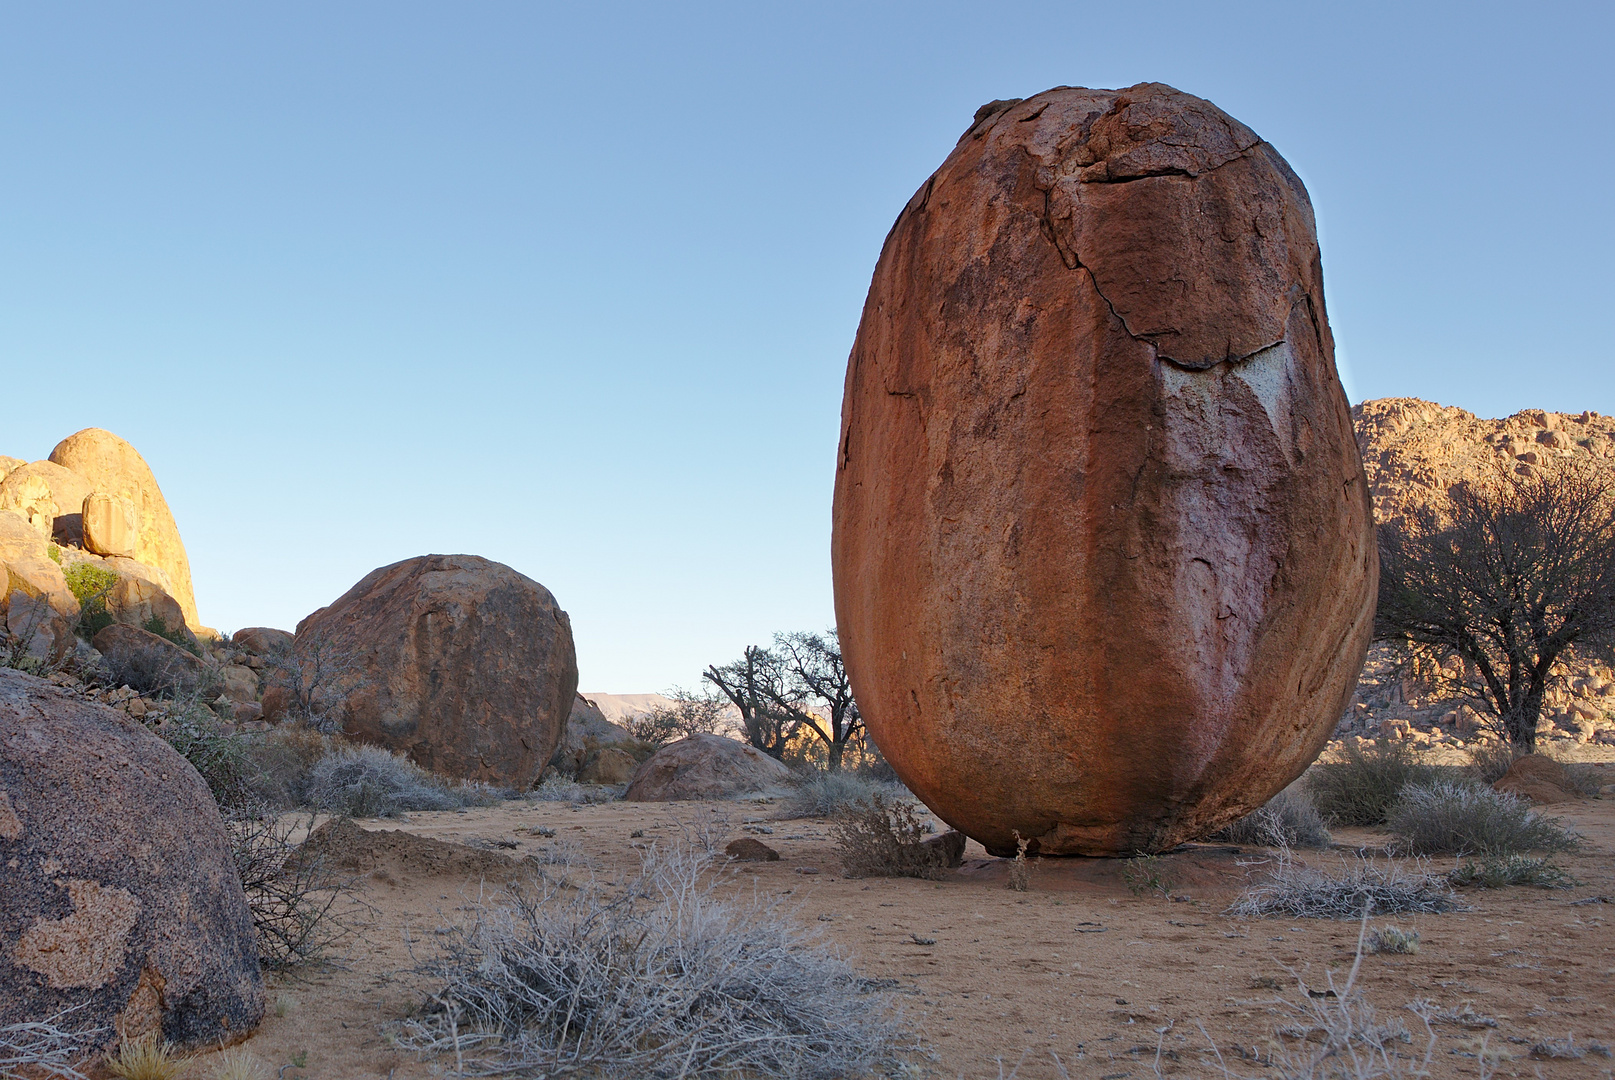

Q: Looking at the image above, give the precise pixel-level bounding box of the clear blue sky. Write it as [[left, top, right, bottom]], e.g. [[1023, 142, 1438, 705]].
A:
[[3, 2, 1610, 691]]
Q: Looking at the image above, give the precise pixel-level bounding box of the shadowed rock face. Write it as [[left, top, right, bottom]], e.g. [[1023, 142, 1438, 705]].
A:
[[298, 554, 578, 789], [0, 669, 264, 1051], [831, 83, 1376, 856]]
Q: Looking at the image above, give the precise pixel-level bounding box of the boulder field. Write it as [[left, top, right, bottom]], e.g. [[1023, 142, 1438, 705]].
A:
[[0, 428, 206, 662], [832, 83, 1376, 856]]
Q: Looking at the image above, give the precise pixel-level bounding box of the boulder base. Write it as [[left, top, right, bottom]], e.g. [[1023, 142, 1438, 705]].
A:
[[831, 84, 1376, 855], [0, 669, 264, 1052]]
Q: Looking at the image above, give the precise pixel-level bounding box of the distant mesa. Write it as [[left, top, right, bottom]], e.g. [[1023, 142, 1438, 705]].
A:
[[832, 83, 1376, 856]]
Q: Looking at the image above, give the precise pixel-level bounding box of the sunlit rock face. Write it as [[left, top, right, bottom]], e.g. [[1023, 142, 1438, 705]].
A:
[[831, 84, 1376, 856]]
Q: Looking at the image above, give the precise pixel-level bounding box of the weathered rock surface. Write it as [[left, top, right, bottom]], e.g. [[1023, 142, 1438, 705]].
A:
[[297, 555, 577, 789], [0, 510, 78, 619], [50, 428, 201, 630], [0, 460, 93, 543], [0, 456, 23, 482], [832, 84, 1376, 856], [92, 624, 208, 696], [0, 668, 264, 1051], [623, 734, 795, 801], [83, 490, 140, 557]]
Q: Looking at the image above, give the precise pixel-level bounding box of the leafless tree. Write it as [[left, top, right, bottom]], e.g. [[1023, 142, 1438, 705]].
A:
[[770, 630, 864, 771], [629, 688, 729, 746], [1376, 459, 1615, 748], [703, 645, 798, 759], [258, 629, 368, 733]]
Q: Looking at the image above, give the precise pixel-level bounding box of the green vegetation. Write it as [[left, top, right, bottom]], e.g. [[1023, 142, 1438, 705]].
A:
[[143, 614, 200, 655], [1388, 781, 1580, 855], [1307, 739, 1438, 826], [1449, 854, 1577, 889], [62, 561, 118, 640]]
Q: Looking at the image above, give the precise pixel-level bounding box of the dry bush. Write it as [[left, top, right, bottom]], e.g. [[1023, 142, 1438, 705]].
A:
[[303, 744, 506, 817], [226, 808, 350, 970], [1531, 1035, 1611, 1061], [1466, 742, 1521, 785], [831, 794, 949, 880], [784, 770, 904, 818], [1387, 781, 1579, 855], [1307, 741, 1438, 826], [1229, 850, 1463, 919], [0, 1005, 104, 1080], [394, 843, 916, 1079], [1006, 833, 1032, 892], [1448, 854, 1577, 889], [527, 774, 621, 804], [1213, 787, 1332, 849]]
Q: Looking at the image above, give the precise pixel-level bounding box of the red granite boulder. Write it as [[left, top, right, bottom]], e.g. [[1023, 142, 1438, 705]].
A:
[[831, 84, 1376, 856]]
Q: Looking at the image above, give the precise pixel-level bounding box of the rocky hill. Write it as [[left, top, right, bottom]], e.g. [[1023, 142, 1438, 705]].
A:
[[1345, 398, 1615, 754]]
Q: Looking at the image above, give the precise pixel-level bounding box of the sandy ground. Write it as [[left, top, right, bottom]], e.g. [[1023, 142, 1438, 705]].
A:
[[191, 778, 1615, 1080]]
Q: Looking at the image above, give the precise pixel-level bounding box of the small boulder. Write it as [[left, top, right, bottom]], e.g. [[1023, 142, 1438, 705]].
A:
[[218, 664, 260, 704], [232, 626, 294, 656], [92, 624, 208, 696], [82, 491, 140, 558], [549, 693, 641, 777], [725, 837, 780, 862], [921, 829, 968, 869], [623, 734, 795, 801], [577, 746, 640, 785], [3, 590, 74, 663], [0, 668, 264, 1052], [1493, 755, 1577, 803]]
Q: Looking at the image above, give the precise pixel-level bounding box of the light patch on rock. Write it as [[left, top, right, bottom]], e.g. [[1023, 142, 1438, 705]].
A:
[[0, 791, 21, 839], [15, 879, 142, 989]]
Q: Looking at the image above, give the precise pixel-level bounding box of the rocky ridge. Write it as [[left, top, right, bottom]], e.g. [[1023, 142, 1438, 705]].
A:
[[1339, 398, 1615, 754]]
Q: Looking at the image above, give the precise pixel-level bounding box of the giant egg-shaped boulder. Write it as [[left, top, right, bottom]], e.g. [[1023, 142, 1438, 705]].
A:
[[296, 554, 578, 789], [831, 84, 1376, 856]]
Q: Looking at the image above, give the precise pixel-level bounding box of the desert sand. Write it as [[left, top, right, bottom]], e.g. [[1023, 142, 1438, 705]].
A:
[[188, 773, 1615, 1080]]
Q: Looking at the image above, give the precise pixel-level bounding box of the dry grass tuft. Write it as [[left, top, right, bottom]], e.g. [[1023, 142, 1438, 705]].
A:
[[206, 1047, 270, 1080], [1364, 925, 1420, 954], [394, 842, 916, 1078], [1006, 832, 1031, 892], [831, 794, 950, 880], [103, 1033, 188, 1080]]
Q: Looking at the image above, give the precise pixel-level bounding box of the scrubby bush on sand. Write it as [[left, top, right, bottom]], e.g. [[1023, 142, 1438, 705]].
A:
[[784, 770, 903, 818], [395, 844, 915, 1079], [1466, 741, 1521, 785], [1449, 854, 1577, 889], [831, 794, 949, 881], [302, 744, 506, 818], [1306, 740, 1438, 827], [1388, 781, 1579, 855], [1213, 787, 1331, 849], [1229, 851, 1463, 919]]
